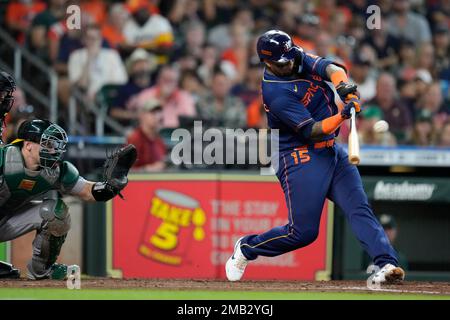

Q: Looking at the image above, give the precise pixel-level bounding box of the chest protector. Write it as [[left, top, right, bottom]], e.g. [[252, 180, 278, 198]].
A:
[[0, 145, 60, 211]]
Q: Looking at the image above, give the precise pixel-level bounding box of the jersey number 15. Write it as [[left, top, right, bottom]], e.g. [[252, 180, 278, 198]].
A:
[[291, 148, 311, 165]]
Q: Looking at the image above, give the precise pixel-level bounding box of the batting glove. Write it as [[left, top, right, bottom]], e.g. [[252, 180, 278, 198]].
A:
[[341, 97, 361, 119], [336, 81, 358, 103]]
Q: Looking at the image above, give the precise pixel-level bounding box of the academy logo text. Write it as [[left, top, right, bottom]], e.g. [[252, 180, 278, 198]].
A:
[[374, 181, 436, 201]]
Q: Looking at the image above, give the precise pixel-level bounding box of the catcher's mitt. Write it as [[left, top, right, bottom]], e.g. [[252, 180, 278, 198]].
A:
[[103, 144, 137, 197]]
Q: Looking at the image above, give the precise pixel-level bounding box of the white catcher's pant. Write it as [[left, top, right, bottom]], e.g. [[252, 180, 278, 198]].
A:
[[0, 194, 71, 279]]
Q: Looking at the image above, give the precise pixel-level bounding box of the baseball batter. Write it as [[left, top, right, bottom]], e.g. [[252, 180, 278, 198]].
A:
[[0, 119, 136, 280], [226, 30, 405, 284]]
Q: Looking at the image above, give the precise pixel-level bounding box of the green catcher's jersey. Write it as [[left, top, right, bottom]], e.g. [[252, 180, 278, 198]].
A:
[[0, 144, 80, 212]]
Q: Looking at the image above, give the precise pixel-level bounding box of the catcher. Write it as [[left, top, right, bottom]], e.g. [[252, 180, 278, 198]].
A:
[[0, 119, 137, 280]]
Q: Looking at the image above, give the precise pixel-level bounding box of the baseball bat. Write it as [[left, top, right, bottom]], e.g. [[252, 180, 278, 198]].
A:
[[348, 107, 360, 165]]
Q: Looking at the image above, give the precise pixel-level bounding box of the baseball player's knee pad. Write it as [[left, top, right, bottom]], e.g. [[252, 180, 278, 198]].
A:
[[39, 199, 71, 237]]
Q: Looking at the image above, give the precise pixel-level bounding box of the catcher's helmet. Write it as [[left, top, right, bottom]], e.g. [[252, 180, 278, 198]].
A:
[[17, 119, 53, 143], [17, 119, 68, 172], [0, 71, 16, 115], [256, 30, 299, 63]]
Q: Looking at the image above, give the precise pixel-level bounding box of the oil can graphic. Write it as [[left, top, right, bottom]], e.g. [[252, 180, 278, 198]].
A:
[[138, 189, 206, 265]]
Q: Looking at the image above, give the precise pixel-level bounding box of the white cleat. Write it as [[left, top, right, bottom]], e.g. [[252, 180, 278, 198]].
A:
[[226, 237, 248, 281], [372, 263, 405, 284]]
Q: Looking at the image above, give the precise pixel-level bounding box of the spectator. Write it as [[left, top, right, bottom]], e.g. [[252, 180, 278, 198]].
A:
[[203, 0, 239, 26], [80, 0, 106, 25], [167, 0, 204, 28], [414, 69, 433, 101], [366, 73, 413, 144], [349, 53, 377, 102], [394, 39, 417, 83], [317, 0, 351, 39], [433, 24, 450, 80], [180, 70, 205, 104], [410, 109, 436, 146], [207, 5, 254, 54], [123, 0, 174, 57], [416, 42, 435, 75], [68, 24, 128, 101], [416, 82, 446, 115], [52, 13, 114, 110], [438, 121, 450, 147], [50, 12, 96, 70], [362, 17, 399, 71], [132, 65, 196, 128], [127, 99, 166, 171], [247, 96, 267, 129], [347, 15, 366, 45], [221, 23, 251, 83], [172, 20, 206, 62], [398, 76, 417, 119], [196, 44, 231, 84], [29, 0, 67, 62], [6, 0, 46, 44], [196, 70, 246, 128], [314, 31, 337, 60], [387, 0, 432, 46], [110, 48, 157, 127], [358, 107, 397, 146], [231, 58, 262, 106], [101, 2, 130, 50], [292, 14, 320, 53], [249, 0, 276, 31]]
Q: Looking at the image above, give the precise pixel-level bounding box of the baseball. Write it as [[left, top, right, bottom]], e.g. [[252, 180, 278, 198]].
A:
[[373, 120, 389, 133]]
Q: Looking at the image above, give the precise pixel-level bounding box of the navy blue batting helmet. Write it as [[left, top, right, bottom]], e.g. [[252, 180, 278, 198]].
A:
[[256, 30, 300, 63]]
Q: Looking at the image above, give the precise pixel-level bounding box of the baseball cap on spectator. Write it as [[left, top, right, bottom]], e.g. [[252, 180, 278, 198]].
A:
[[361, 106, 382, 119], [416, 109, 433, 123], [415, 69, 433, 84], [125, 48, 157, 74], [140, 98, 162, 113], [379, 214, 397, 230]]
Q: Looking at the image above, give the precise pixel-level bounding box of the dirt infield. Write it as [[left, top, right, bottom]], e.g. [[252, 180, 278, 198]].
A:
[[1, 278, 449, 296]]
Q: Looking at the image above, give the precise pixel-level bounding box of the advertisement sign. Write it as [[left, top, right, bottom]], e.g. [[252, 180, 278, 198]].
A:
[[108, 174, 333, 280]]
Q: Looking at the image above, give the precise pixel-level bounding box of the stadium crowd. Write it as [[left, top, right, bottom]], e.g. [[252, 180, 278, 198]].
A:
[[0, 0, 449, 169]]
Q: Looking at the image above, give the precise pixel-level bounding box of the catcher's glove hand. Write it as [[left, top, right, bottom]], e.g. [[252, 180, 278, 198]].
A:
[[103, 144, 137, 198]]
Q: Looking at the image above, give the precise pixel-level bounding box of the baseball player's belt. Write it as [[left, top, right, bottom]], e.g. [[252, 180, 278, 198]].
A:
[[313, 139, 335, 149], [297, 139, 335, 150]]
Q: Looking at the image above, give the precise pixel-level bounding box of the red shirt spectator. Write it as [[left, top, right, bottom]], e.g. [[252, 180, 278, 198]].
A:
[[127, 127, 166, 169], [127, 99, 167, 171]]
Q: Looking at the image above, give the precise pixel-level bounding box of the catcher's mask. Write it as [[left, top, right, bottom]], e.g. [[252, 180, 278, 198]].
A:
[[16, 119, 68, 173], [0, 71, 16, 116], [39, 123, 68, 171]]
